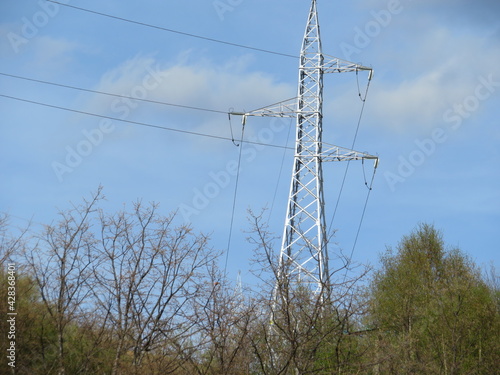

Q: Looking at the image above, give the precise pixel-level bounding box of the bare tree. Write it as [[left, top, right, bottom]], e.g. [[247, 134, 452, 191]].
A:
[[23, 187, 103, 375], [182, 262, 256, 375], [0, 213, 29, 267], [93, 201, 219, 374], [246, 210, 370, 374]]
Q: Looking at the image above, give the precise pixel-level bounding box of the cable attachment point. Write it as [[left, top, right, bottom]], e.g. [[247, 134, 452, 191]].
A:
[[356, 69, 365, 103], [228, 109, 240, 147], [362, 157, 375, 191]]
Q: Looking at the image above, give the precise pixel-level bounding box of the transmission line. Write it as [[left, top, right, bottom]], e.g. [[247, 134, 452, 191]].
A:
[[0, 93, 293, 151], [224, 121, 246, 275], [327, 71, 373, 240], [47, 0, 298, 59], [0, 72, 228, 115]]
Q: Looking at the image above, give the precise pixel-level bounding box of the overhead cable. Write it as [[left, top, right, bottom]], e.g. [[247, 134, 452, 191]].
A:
[[341, 165, 377, 284], [47, 0, 298, 59], [327, 73, 373, 240], [0, 72, 228, 115], [224, 120, 246, 274], [0, 93, 294, 151]]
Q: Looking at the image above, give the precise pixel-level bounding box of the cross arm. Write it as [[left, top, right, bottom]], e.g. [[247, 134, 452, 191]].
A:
[[229, 97, 298, 123], [296, 143, 378, 166], [322, 54, 373, 77]]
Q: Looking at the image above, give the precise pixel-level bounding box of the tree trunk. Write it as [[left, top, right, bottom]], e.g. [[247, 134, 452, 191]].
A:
[[58, 327, 65, 375], [112, 335, 125, 375]]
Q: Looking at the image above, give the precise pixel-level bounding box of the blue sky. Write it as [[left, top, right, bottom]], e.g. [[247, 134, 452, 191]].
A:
[[1, 0, 499, 284]]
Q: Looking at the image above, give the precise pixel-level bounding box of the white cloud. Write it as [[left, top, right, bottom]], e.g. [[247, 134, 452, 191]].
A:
[[0, 27, 77, 71], [30, 36, 77, 71], [151, 54, 294, 115], [0, 23, 20, 57], [352, 30, 500, 133], [80, 53, 295, 148]]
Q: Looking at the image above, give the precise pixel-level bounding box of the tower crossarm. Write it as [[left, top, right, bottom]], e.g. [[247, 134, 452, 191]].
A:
[[322, 54, 373, 76], [320, 143, 378, 164], [229, 56, 373, 122], [230, 97, 298, 121]]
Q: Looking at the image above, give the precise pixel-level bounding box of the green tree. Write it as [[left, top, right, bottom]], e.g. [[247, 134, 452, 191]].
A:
[[367, 223, 499, 374], [0, 268, 59, 374]]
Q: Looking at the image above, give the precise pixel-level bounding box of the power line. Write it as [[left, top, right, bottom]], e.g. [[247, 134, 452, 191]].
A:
[[327, 73, 373, 240], [224, 121, 246, 275], [0, 93, 293, 151], [349, 162, 377, 261], [0, 72, 228, 115], [47, 0, 298, 59], [325, 69, 376, 285], [267, 117, 294, 223], [340, 165, 377, 285]]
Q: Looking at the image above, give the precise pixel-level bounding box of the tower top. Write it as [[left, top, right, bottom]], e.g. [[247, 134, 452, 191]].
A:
[[301, 0, 322, 70]]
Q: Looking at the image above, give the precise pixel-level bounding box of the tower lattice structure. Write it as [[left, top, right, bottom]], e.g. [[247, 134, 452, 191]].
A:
[[234, 0, 378, 301]]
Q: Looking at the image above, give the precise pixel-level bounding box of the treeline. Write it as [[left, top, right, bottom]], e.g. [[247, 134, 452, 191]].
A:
[[1, 189, 499, 374]]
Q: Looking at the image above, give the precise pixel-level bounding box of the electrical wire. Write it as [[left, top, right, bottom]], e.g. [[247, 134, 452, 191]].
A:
[[0, 93, 294, 151], [325, 69, 377, 284], [228, 111, 240, 146], [327, 72, 372, 240], [356, 68, 370, 103], [0, 72, 228, 115], [224, 121, 246, 275], [4, 0, 377, 277], [267, 117, 294, 223], [341, 165, 377, 284], [47, 0, 298, 59], [351, 163, 377, 258]]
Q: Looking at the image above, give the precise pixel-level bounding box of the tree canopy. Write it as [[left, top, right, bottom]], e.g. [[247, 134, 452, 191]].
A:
[[1, 196, 498, 374], [368, 223, 499, 374]]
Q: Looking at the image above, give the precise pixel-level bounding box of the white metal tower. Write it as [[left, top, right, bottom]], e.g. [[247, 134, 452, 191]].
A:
[[235, 0, 378, 300]]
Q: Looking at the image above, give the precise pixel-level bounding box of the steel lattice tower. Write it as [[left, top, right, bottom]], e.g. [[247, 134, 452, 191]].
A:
[[233, 0, 377, 300]]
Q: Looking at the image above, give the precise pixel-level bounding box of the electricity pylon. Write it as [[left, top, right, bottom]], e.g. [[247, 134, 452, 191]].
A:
[[233, 0, 378, 302]]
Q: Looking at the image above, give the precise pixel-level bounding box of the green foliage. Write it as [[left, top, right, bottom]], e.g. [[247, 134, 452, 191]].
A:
[[368, 223, 500, 374], [2, 205, 499, 375], [0, 268, 57, 374], [0, 268, 120, 374]]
